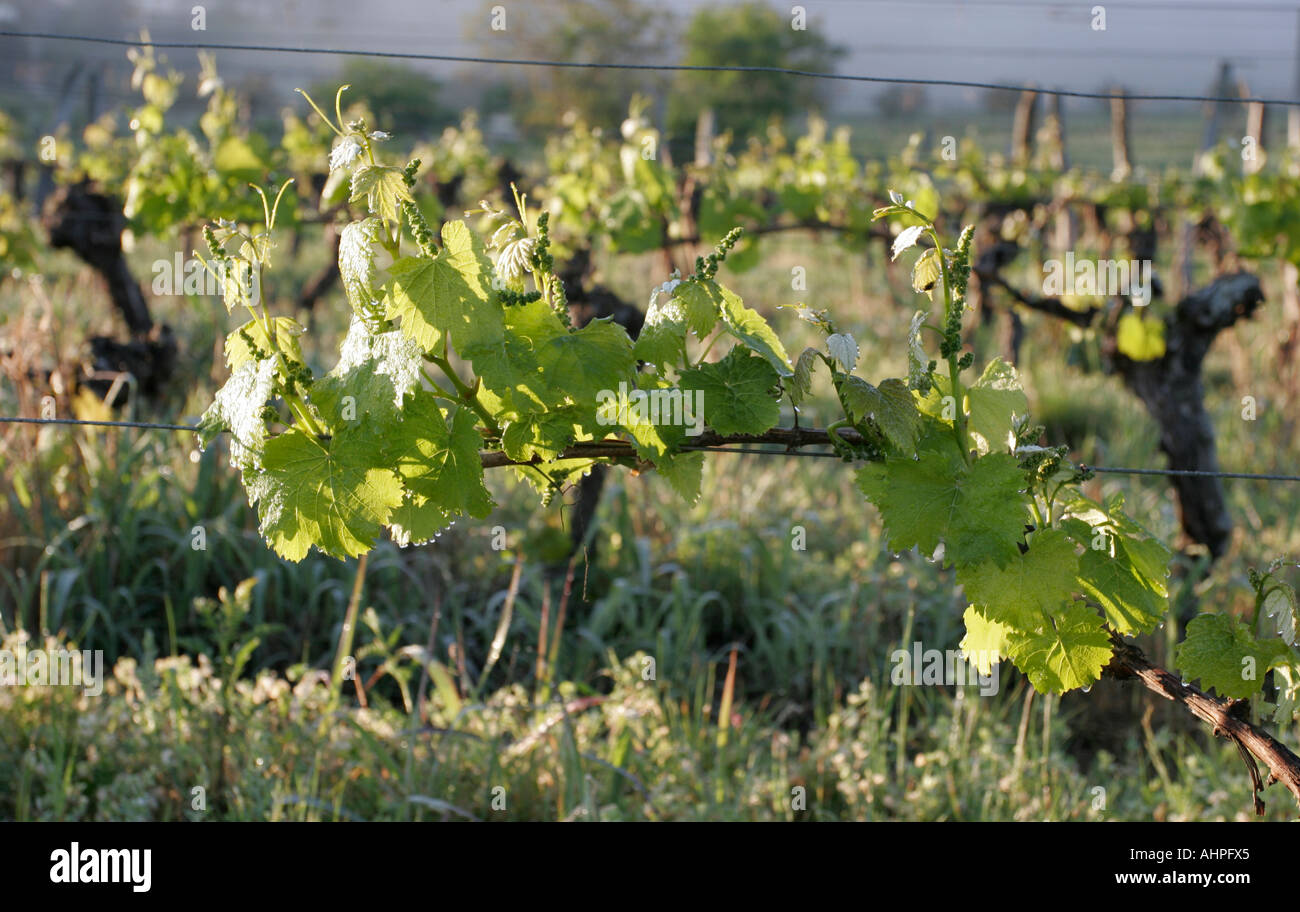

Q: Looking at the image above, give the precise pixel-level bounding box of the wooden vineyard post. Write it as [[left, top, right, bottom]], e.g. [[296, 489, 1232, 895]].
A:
[[1110, 88, 1132, 181], [1045, 93, 1075, 255], [1011, 85, 1038, 165]]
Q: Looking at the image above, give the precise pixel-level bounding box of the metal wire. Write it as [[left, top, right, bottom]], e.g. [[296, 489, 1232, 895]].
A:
[[0, 415, 198, 432], [1081, 464, 1300, 483], [3, 29, 1300, 107], [2, 415, 1296, 481]]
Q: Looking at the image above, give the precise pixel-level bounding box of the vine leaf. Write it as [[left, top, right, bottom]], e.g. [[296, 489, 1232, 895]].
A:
[[891, 224, 926, 261], [388, 394, 494, 522], [1006, 601, 1113, 694], [248, 426, 404, 562], [789, 347, 821, 405], [197, 356, 276, 470], [225, 317, 304, 371], [1271, 664, 1300, 723], [1066, 493, 1171, 583], [338, 217, 387, 327], [825, 332, 859, 371], [965, 359, 1028, 455], [329, 137, 362, 173], [1061, 495, 1170, 635], [673, 280, 722, 339], [717, 283, 793, 378], [350, 164, 412, 224], [635, 286, 690, 367], [537, 317, 636, 403], [219, 258, 254, 314], [1175, 613, 1288, 700], [388, 497, 453, 549], [386, 220, 501, 354], [466, 299, 569, 419], [856, 448, 1029, 568], [680, 347, 781, 436], [512, 458, 596, 498], [960, 606, 1011, 676], [311, 316, 424, 429], [617, 373, 690, 460], [911, 247, 941, 297], [656, 450, 705, 504], [956, 528, 1078, 631], [906, 310, 931, 391], [840, 376, 922, 455], [1073, 545, 1166, 635], [502, 407, 584, 463], [1263, 580, 1298, 647]]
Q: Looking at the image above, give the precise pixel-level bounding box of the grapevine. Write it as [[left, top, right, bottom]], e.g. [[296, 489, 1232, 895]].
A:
[[179, 86, 1300, 817]]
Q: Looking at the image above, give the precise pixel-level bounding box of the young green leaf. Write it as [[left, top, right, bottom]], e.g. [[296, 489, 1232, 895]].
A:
[[1262, 579, 1298, 647], [387, 395, 494, 521], [635, 283, 690, 367], [198, 357, 276, 469], [224, 317, 305, 371], [956, 528, 1079, 632], [617, 373, 691, 460], [501, 407, 584, 463], [839, 376, 922, 455], [965, 359, 1029, 455], [717, 284, 793, 378], [536, 317, 636, 404], [825, 332, 859, 371], [680, 347, 781, 436], [465, 299, 569, 418], [857, 447, 1030, 568], [386, 220, 501, 353], [1271, 664, 1300, 723], [960, 606, 1011, 676], [1006, 601, 1113, 694], [891, 224, 925, 261], [788, 347, 822, 406], [338, 217, 387, 326], [310, 316, 424, 429], [670, 279, 720, 339], [656, 450, 705, 504], [350, 164, 412, 224], [1175, 613, 1287, 699], [906, 310, 932, 391], [248, 426, 405, 561], [911, 247, 941, 296], [1073, 545, 1166, 636]]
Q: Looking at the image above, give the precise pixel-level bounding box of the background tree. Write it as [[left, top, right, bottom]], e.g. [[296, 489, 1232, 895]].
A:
[[666, 1, 843, 157], [475, 0, 672, 137]]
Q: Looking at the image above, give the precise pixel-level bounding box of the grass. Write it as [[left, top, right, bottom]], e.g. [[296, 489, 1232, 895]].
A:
[[4, 620, 1291, 821], [2, 176, 1299, 821]]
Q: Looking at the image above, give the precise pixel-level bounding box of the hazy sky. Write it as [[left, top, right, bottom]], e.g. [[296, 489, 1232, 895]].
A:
[[2, 0, 1296, 113]]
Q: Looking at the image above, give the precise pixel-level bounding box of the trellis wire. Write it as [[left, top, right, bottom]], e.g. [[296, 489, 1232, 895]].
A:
[[3, 29, 1300, 107], [2, 415, 1296, 482]]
